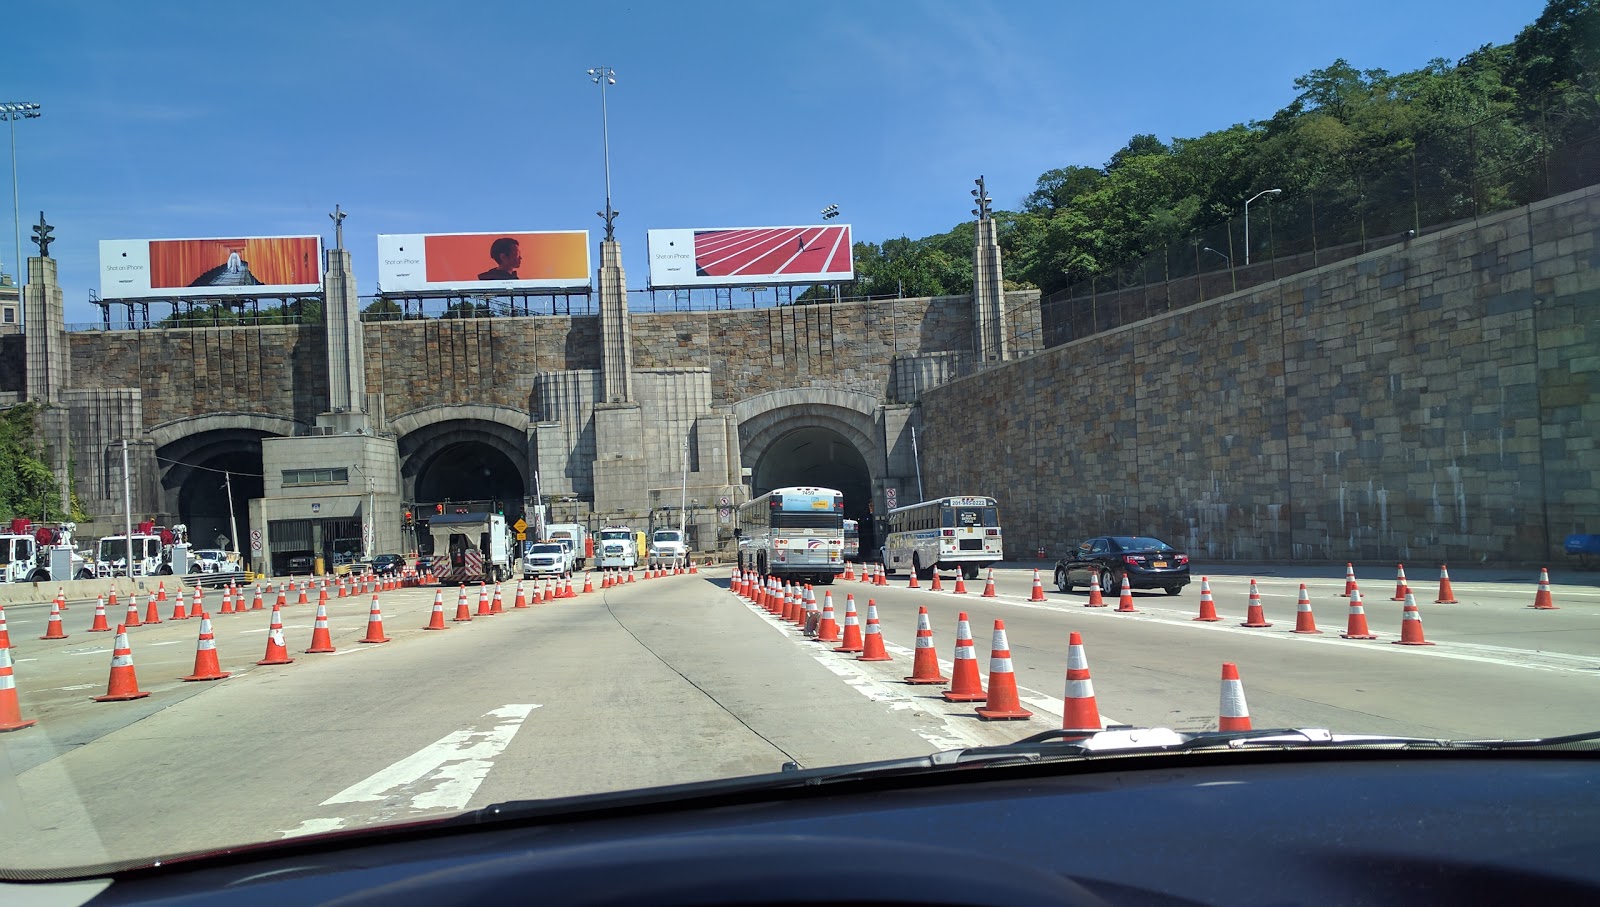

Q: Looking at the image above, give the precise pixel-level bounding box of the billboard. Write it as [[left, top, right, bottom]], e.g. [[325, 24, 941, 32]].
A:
[[377, 231, 591, 293], [647, 224, 853, 289], [99, 236, 323, 300]]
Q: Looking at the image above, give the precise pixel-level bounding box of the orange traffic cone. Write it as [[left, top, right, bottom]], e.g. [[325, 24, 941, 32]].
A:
[[274, 586, 287, 613], [903, 606, 948, 685], [360, 594, 390, 643], [318, 582, 329, 606], [476, 585, 492, 616], [0, 605, 11, 649], [251, 584, 264, 610], [1434, 565, 1458, 604], [143, 592, 163, 625], [1062, 631, 1102, 733], [942, 612, 986, 702], [107, 590, 118, 614], [514, 582, 528, 609], [40, 601, 68, 639], [1393, 592, 1435, 646], [1391, 564, 1410, 602], [815, 591, 839, 643], [1218, 663, 1251, 731], [1085, 572, 1106, 607], [857, 601, 892, 662], [336, 577, 346, 599], [981, 568, 997, 598], [834, 596, 864, 653], [1029, 569, 1046, 602], [1339, 562, 1357, 598], [602, 571, 612, 590], [627, 567, 636, 584], [124, 593, 142, 628], [219, 586, 235, 615], [929, 571, 943, 592], [416, 588, 444, 629], [0, 647, 36, 731], [490, 585, 504, 614], [54, 587, 67, 612], [1341, 588, 1378, 639], [1292, 583, 1322, 634], [93, 625, 150, 701], [1531, 568, 1558, 610], [948, 571, 966, 595], [843, 564, 854, 581], [156, 581, 168, 603], [1193, 577, 1220, 621], [1114, 575, 1137, 613], [1240, 578, 1272, 627], [192, 587, 204, 618], [181, 614, 230, 682], [257, 604, 295, 665], [975, 620, 1033, 720], [907, 569, 919, 590], [170, 590, 189, 621], [88, 595, 111, 632], [295, 582, 308, 606], [305, 603, 337, 653], [688, 559, 697, 575], [453, 587, 472, 622], [583, 572, 594, 594]]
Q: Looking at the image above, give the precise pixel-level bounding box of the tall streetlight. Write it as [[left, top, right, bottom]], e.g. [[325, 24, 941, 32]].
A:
[[0, 102, 42, 293], [586, 67, 619, 241], [1243, 188, 1281, 266]]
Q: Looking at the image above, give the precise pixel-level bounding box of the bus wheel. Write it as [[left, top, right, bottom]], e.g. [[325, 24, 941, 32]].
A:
[[963, 564, 980, 580], [912, 555, 934, 581]]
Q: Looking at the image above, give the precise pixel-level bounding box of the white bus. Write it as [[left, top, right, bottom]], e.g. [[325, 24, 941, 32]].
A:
[[881, 495, 1003, 580], [736, 486, 845, 585]]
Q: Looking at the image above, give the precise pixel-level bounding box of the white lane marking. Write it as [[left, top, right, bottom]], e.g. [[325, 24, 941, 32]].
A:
[[67, 648, 112, 657], [278, 817, 349, 838], [53, 683, 96, 691], [146, 640, 184, 647], [943, 590, 1600, 676], [321, 704, 540, 811]]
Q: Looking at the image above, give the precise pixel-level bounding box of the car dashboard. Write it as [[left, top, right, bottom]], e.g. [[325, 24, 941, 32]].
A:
[[10, 749, 1599, 906]]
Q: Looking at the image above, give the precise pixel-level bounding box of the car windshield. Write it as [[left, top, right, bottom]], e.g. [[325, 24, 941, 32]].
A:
[[1, 0, 1592, 882]]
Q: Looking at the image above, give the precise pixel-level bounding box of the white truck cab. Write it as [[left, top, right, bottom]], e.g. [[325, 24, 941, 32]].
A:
[[648, 528, 687, 568], [596, 526, 637, 570]]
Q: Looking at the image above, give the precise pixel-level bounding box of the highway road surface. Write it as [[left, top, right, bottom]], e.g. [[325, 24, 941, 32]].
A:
[[0, 562, 1596, 872]]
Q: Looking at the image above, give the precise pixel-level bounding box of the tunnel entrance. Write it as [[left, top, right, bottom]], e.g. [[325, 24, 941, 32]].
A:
[[408, 440, 526, 520], [751, 426, 875, 556], [159, 432, 268, 556]]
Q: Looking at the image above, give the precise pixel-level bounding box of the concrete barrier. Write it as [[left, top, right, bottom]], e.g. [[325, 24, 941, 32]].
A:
[[0, 573, 251, 607]]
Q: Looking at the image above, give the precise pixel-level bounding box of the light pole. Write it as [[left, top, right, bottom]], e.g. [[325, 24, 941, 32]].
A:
[[1243, 188, 1281, 266], [586, 67, 619, 240], [0, 102, 41, 295]]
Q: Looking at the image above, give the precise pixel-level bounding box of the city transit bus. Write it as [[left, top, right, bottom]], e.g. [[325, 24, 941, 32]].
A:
[[881, 495, 1003, 580], [736, 486, 845, 585]]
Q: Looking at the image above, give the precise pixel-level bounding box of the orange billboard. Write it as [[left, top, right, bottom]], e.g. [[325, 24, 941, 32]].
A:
[[99, 236, 323, 300], [377, 231, 591, 292]]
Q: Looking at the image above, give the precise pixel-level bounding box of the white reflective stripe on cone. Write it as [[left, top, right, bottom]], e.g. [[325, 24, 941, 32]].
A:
[[1066, 678, 1095, 698], [915, 635, 934, 649], [954, 645, 975, 659], [1220, 682, 1249, 717], [989, 657, 1013, 673], [1067, 646, 1088, 670]]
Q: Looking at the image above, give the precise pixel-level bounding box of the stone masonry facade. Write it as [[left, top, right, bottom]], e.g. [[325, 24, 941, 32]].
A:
[[921, 184, 1600, 566]]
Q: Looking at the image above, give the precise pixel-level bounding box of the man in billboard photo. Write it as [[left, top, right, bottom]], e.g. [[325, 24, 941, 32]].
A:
[[477, 237, 522, 281]]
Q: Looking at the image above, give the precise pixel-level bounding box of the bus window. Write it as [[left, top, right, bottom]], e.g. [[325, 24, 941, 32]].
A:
[[945, 506, 998, 528]]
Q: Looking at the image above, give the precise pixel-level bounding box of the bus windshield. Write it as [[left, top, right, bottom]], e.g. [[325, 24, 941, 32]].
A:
[[944, 505, 999, 528]]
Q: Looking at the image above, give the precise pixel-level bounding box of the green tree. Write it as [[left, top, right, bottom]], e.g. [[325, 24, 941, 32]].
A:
[[0, 402, 85, 523], [362, 298, 402, 321]]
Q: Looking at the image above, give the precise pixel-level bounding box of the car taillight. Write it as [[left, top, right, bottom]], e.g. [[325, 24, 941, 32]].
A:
[[985, 528, 998, 536], [942, 529, 955, 537], [1124, 555, 1144, 565], [1176, 554, 1189, 564]]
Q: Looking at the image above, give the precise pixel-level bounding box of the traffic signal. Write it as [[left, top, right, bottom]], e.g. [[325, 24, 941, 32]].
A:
[[435, 503, 444, 514]]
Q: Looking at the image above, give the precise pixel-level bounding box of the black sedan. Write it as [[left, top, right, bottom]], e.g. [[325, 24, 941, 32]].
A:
[[371, 553, 407, 576], [1055, 536, 1191, 596]]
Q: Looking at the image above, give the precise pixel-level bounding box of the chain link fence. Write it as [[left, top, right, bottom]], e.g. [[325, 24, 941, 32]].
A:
[[1038, 108, 1600, 347]]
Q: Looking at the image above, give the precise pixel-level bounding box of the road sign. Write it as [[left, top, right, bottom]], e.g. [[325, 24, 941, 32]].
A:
[[249, 529, 263, 554], [513, 518, 528, 533], [719, 496, 731, 507], [718, 507, 731, 523], [884, 488, 898, 511], [516, 530, 526, 541]]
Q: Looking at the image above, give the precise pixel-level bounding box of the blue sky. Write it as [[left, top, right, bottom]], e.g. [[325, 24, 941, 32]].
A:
[[2, 0, 1547, 324]]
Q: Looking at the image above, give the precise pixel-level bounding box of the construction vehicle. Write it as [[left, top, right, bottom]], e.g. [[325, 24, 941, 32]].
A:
[[95, 520, 193, 578], [0, 519, 93, 583], [428, 512, 513, 585]]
